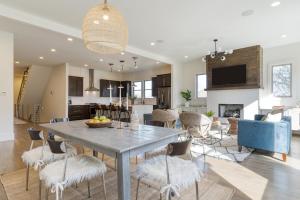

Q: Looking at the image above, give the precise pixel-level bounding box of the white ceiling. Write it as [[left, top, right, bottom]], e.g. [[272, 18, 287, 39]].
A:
[[0, 17, 166, 71], [1, 0, 300, 68]]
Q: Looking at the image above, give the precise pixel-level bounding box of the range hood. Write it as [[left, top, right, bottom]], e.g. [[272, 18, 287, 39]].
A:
[[85, 69, 99, 92]]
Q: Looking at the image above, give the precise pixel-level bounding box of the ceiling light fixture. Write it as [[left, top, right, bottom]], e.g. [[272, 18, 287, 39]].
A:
[[15, 61, 20, 64], [82, 0, 128, 54], [121, 51, 125, 55], [39, 56, 44, 60], [156, 61, 160, 64], [99, 58, 104, 62], [281, 34, 287, 38], [67, 37, 73, 42], [84, 64, 89, 67], [184, 56, 189, 59], [202, 39, 233, 62], [51, 48, 56, 52], [109, 63, 114, 72], [150, 42, 155, 46], [271, 1, 281, 7], [132, 57, 138, 69]]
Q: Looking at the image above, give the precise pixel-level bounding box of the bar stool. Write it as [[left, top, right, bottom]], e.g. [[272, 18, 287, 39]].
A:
[[40, 139, 107, 200], [21, 128, 76, 194], [118, 106, 132, 122], [110, 105, 119, 120]]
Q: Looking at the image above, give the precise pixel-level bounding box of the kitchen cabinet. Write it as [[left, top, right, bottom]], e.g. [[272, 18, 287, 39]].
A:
[[68, 105, 90, 121], [69, 76, 83, 97], [152, 76, 158, 97], [100, 79, 131, 97]]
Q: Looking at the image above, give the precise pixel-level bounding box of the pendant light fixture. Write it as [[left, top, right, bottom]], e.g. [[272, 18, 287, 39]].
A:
[[82, 0, 128, 54], [132, 57, 138, 69], [109, 63, 114, 72], [202, 39, 233, 62], [119, 60, 125, 89]]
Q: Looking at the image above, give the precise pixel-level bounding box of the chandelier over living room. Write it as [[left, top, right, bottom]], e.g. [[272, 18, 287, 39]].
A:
[[202, 39, 233, 62], [82, 0, 128, 54]]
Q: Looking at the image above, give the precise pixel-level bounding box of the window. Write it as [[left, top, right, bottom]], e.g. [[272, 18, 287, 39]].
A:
[[144, 80, 152, 98], [196, 74, 207, 98], [133, 81, 142, 98], [272, 64, 292, 97]]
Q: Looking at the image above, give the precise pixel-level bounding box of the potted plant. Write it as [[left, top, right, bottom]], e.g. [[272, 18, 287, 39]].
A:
[[180, 89, 192, 107], [205, 110, 215, 121]]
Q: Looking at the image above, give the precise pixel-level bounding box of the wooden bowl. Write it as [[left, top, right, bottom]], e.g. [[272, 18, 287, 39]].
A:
[[85, 121, 112, 128]]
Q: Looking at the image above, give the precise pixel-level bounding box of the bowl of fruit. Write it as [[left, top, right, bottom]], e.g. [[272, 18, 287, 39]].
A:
[[85, 116, 112, 128]]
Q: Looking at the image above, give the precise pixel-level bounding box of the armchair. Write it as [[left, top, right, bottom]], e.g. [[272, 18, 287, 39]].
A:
[[238, 115, 292, 161]]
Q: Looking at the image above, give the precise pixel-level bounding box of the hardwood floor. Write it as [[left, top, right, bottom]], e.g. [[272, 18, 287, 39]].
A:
[[0, 122, 299, 200]]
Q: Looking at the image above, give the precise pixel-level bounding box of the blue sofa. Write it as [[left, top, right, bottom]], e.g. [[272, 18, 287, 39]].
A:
[[238, 114, 292, 161]]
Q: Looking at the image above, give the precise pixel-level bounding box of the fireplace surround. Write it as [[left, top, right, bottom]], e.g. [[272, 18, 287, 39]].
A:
[[219, 104, 244, 118]]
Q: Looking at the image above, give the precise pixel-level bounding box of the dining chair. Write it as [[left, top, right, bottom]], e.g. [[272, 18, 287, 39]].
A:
[[179, 112, 212, 139], [40, 139, 107, 200], [21, 128, 77, 195], [152, 109, 178, 128], [49, 118, 69, 140], [135, 137, 202, 200]]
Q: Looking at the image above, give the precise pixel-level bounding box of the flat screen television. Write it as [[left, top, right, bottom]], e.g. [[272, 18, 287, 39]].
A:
[[212, 64, 246, 86]]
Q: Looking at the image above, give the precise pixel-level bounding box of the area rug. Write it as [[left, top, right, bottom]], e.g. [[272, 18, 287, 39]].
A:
[[191, 135, 253, 162], [1, 168, 234, 200]]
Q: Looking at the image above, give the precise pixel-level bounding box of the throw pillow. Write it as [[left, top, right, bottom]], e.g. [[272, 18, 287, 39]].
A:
[[265, 112, 282, 122]]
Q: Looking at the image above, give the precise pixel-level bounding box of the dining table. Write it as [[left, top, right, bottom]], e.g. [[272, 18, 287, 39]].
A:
[[41, 120, 184, 200]]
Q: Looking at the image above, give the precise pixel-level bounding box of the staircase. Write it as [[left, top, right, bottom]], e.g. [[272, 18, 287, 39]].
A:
[[15, 67, 29, 119]]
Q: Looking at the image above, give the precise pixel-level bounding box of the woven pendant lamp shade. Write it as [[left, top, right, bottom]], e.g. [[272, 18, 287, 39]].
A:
[[82, 2, 128, 54]]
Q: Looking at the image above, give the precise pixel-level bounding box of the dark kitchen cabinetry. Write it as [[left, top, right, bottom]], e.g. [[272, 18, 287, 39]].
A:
[[152, 76, 158, 97], [152, 73, 171, 97], [68, 105, 90, 121], [69, 76, 83, 97], [100, 79, 131, 97]]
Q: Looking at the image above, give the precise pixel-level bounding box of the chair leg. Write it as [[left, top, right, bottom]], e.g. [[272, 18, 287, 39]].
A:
[[45, 187, 49, 200], [39, 180, 42, 200], [195, 181, 199, 200], [136, 178, 140, 200], [25, 164, 29, 191], [282, 153, 287, 162], [102, 174, 107, 200], [238, 145, 242, 152], [102, 153, 105, 161], [87, 181, 91, 198]]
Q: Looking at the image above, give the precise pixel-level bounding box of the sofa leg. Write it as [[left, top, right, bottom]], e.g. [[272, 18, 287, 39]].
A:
[[282, 153, 287, 162], [238, 145, 242, 152]]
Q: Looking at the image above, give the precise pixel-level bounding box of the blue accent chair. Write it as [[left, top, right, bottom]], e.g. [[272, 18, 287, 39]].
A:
[[238, 114, 292, 161]]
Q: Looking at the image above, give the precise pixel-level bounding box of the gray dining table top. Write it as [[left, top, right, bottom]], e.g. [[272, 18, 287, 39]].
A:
[[41, 120, 184, 153]]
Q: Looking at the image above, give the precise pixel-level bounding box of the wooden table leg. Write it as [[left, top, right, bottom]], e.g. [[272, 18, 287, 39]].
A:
[[117, 151, 130, 200]]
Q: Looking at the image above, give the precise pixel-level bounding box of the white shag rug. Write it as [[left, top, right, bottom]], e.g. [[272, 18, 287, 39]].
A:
[[191, 134, 253, 162]]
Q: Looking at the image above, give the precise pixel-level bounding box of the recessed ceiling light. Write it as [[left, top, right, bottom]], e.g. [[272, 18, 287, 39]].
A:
[[156, 61, 160, 64], [118, 69, 121, 72], [39, 56, 44, 60], [51, 48, 56, 52], [93, 20, 100, 25], [271, 1, 281, 7], [184, 56, 189, 59], [120, 52, 125, 55], [15, 61, 20, 64], [99, 58, 104, 62], [150, 42, 155, 46], [67, 37, 73, 42], [84, 64, 88, 67], [281, 34, 287, 38], [241, 9, 254, 17]]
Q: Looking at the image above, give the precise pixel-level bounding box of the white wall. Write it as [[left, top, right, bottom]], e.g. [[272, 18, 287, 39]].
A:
[[0, 31, 14, 141], [40, 64, 68, 122], [69, 65, 123, 105], [122, 65, 171, 81], [260, 42, 300, 109]]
